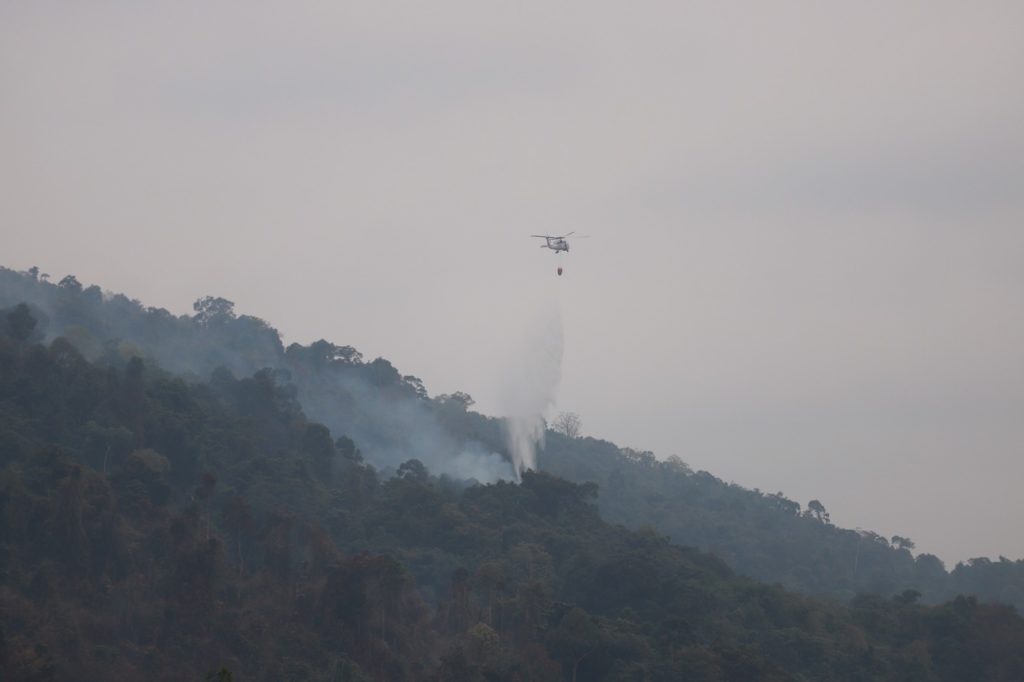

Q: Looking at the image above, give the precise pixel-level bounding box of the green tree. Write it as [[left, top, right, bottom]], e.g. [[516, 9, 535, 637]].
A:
[[465, 622, 500, 668], [193, 296, 236, 326], [546, 607, 602, 682], [302, 423, 336, 477], [397, 459, 429, 483], [891, 535, 916, 551], [58, 274, 82, 292], [205, 666, 233, 681], [5, 303, 37, 342], [806, 499, 830, 523]]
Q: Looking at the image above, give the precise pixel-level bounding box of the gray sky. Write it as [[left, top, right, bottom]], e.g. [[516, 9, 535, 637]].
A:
[[3, 1, 1023, 565]]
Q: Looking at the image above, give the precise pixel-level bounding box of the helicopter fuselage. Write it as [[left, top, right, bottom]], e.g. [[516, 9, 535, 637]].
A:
[[543, 238, 569, 252]]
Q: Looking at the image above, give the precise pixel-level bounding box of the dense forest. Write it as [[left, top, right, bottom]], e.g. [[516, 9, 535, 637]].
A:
[[3, 265, 1024, 680], [3, 267, 1019, 610]]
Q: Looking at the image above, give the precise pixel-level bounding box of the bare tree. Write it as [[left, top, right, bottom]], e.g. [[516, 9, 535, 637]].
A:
[[553, 411, 582, 439]]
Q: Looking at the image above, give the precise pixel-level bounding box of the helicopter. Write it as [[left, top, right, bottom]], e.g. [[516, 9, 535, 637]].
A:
[[532, 232, 586, 276], [531, 232, 580, 253]]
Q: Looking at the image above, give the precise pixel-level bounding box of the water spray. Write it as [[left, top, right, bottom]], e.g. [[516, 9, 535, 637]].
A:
[[499, 298, 564, 480]]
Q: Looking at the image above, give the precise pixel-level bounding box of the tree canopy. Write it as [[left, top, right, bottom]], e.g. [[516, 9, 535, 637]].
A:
[[3, 265, 1024, 681]]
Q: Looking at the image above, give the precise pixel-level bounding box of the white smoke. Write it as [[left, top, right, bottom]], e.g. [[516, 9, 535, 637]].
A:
[[499, 298, 564, 480]]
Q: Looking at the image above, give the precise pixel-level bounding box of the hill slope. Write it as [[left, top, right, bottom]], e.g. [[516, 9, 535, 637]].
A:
[[3, 264, 1024, 614], [4, 313, 1024, 680]]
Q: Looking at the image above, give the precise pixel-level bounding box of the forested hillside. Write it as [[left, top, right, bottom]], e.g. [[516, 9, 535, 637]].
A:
[[3, 265, 1024, 680], [5, 304, 1024, 680], [3, 266, 1024, 611], [4, 266, 1024, 610]]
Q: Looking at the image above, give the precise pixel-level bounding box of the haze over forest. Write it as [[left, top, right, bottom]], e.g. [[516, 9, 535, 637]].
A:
[[4, 2, 1023, 567], [5, 265, 1024, 680]]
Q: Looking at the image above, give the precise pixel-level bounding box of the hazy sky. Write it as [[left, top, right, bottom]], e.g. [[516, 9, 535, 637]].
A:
[[3, 1, 1023, 565]]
